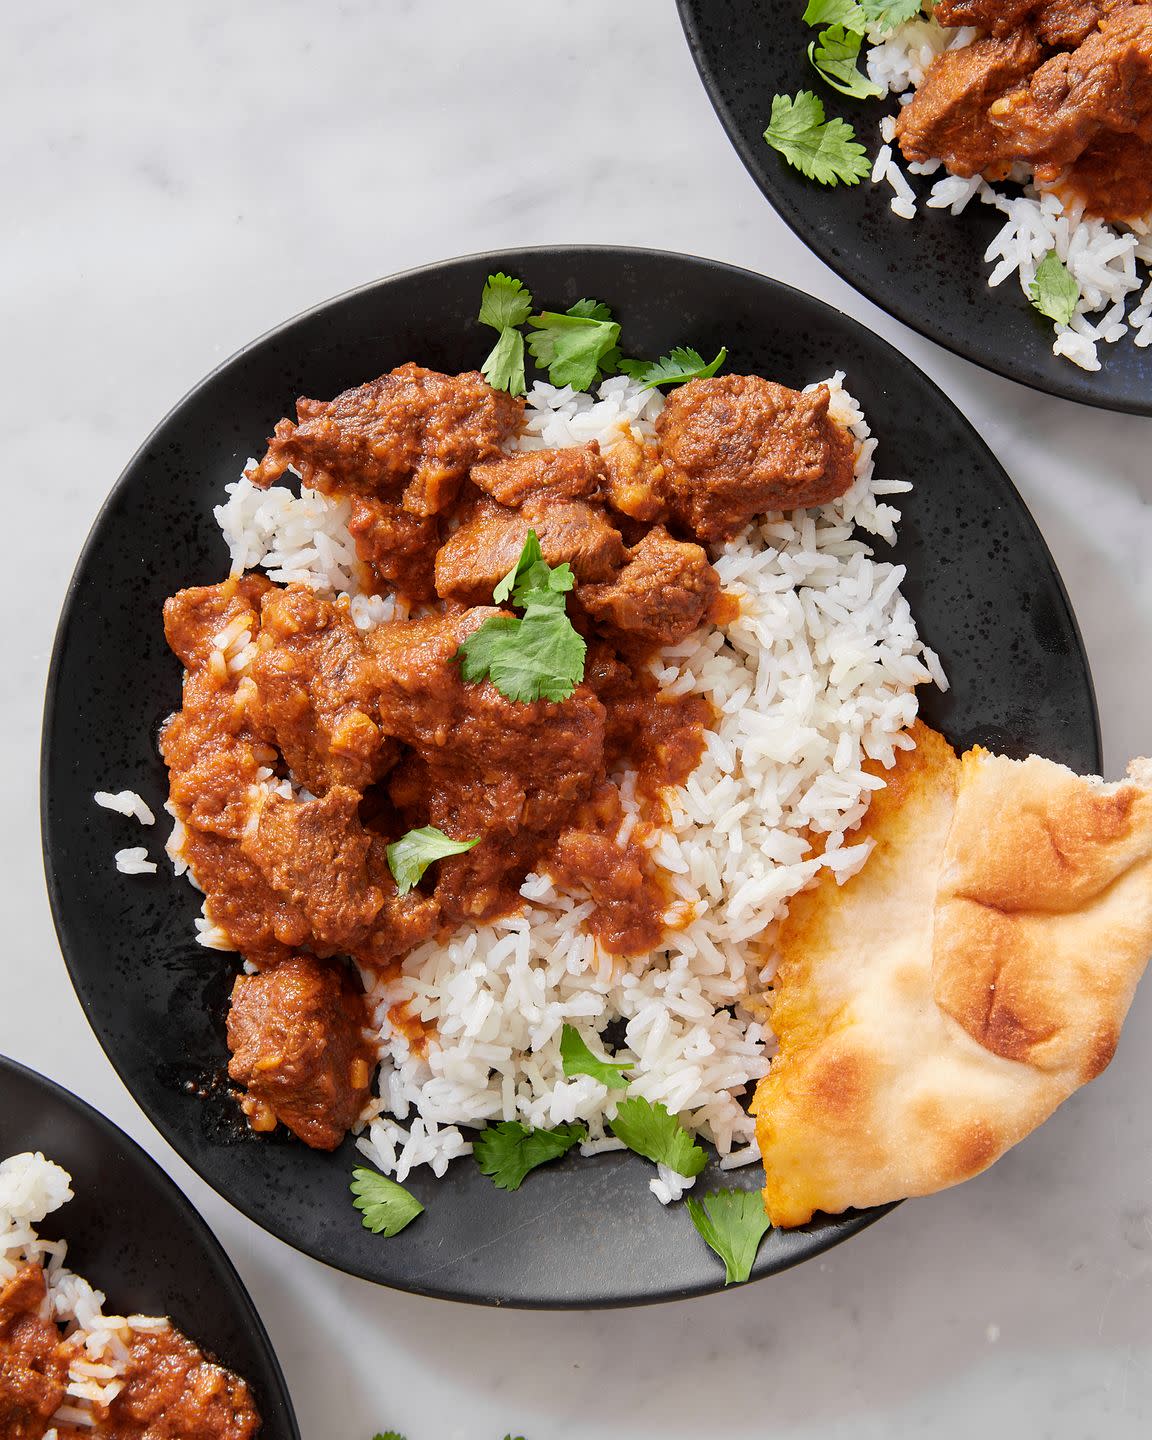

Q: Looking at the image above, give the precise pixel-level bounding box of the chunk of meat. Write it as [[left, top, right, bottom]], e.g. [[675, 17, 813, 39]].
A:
[[895, 29, 1045, 173], [656, 375, 856, 541], [934, 0, 1042, 34], [346, 494, 439, 601], [1036, 0, 1114, 48], [242, 787, 384, 952], [1056, 124, 1152, 220], [248, 584, 395, 794], [470, 444, 605, 507], [433, 497, 625, 604], [96, 1326, 260, 1440], [245, 364, 523, 516], [987, 2, 1152, 190], [0, 1264, 67, 1440], [600, 432, 671, 522], [580, 526, 719, 646], [226, 954, 374, 1149]]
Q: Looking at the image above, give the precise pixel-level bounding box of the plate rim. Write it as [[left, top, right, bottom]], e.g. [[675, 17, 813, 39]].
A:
[[39, 244, 1101, 1306], [675, 0, 1152, 418], [0, 1052, 302, 1436]]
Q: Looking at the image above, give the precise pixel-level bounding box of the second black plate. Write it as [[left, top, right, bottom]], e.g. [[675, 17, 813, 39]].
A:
[[42, 246, 1099, 1306], [0, 1055, 299, 1438], [678, 0, 1152, 414]]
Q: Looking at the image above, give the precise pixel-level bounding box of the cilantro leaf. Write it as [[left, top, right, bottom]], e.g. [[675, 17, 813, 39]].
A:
[[492, 529, 574, 611], [386, 826, 479, 896], [685, 1189, 772, 1285], [350, 1168, 424, 1237], [371, 1433, 406, 1440], [457, 610, 586, 703], [608, 1097, 707, 1177], [1029, 250, 1080, 327], [764, 91, 870, 186], [479, 272, 534, 331], [619, 345, 728, 390], [482, 325, 527, 398], [804, 0, 868, 26], [861, 0, 922, 31], [526, 303, 622, 392], [457, 532, 587, 703], [472, 1121, 586, 1191], [809, 26, 885, 98], [560, 1024, 631, 1089], [478, 273, 533, 397]]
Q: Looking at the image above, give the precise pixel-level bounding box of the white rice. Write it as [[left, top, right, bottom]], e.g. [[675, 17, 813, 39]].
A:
[[151, 372, 944, 1196], [114, 848, 157, 876], [93, 791, 155, 826], [866, 12, 1152, 369], [1, 1152, 170, 1426]]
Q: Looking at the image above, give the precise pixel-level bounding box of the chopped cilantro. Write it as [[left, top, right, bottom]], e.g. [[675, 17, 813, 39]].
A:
[[764, 91, 870, 186], [1029, 250, 1080, 327], [386, 826, 479, 896], [526, 301, 622, 392], [809, 26, 884, 98], [619, 345, 728, 390], [456, 531, 587, 703], [350, 1168, 424, 1237], [479, 273, 533, 396], [560, 1024, 631, 1089], [472, 1121, 586, 1191], [861, 0, 923, 32], [608, 1097, 707, 1177], [685, 1189, 773, 1285], [803, 0, 868, 26]]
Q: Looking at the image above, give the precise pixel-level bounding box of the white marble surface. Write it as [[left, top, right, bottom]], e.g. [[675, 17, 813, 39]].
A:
[[4, 2, 1151, 1436]]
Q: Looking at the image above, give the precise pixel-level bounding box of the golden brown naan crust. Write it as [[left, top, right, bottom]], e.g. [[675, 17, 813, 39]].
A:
[[752, 723, 1152, 1228]]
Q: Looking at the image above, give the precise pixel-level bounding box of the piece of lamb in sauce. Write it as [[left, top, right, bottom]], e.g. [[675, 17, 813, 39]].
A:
[[579, 526, 719, 647], [226, 952, 375, 1150], [0, 1263, 68, 1440]]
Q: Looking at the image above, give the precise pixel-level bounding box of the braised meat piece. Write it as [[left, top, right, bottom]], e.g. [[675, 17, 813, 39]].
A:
[[934, 0, 1042, 34], [346, 494, 439, 601], [1036, 0, 1114, 48], [246, 364, 523, 516], [243, 787, 384, 953], [934, 0, 1109, 44], [656, 375, 856, 541], [0, 1264, 67, 1440], [987, 2, 1152, 194], [600, 432, 671, 522], [97, 1326, 260, 1440], [580, 526, 719, 646], [895, 29, 1045, 173], [226, 953, 374, 1149], [470, 444, 605, 508], [248, 584, 395, 795], [434, 497, 625, 604]]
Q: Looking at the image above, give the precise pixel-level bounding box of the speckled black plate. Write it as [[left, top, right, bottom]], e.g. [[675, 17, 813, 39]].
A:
[[677, 1, 1152, 414], [0, 1055, 299, 1436], [41, 247, 1099, 1307]]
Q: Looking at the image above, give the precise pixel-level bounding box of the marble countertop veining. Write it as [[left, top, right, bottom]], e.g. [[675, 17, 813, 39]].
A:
[[3, 2, 1150, 1437]]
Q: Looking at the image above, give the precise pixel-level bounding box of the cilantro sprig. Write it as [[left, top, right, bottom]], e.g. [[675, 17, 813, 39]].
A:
[[387, 826, 479, 896], [472, 1121, 586, 1191], [685, 1189, 773, 1285], [763, 91, 870, 186], [1029, 250, 1080, 327], [456, 531, 587, 703], [526, 301, 622, 392], [808, 25, 884, 98], [560, 1024, 631, 1089], [351, 1168, 424, 1237], [803, 0, 868, 26], [478, 273, 533, 396], [608, 1097, 707, 1178], [861, 0, 923, 32], [619, 346, 728, 390]]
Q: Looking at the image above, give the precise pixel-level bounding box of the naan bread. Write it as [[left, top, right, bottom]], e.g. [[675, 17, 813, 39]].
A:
[[751, 722, 1152, 1228]]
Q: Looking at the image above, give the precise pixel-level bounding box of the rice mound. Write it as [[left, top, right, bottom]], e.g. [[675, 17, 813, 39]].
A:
[[199, 372, 944, 1200], [0, 1152, 170, 1433], [866, 14, 1152, 371]]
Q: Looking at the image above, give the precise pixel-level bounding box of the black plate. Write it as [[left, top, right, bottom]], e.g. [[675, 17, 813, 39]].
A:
[[677, 0, 1152, 415], [0, 1055, 299, 1437], [42, 246, 1099, 1307]]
